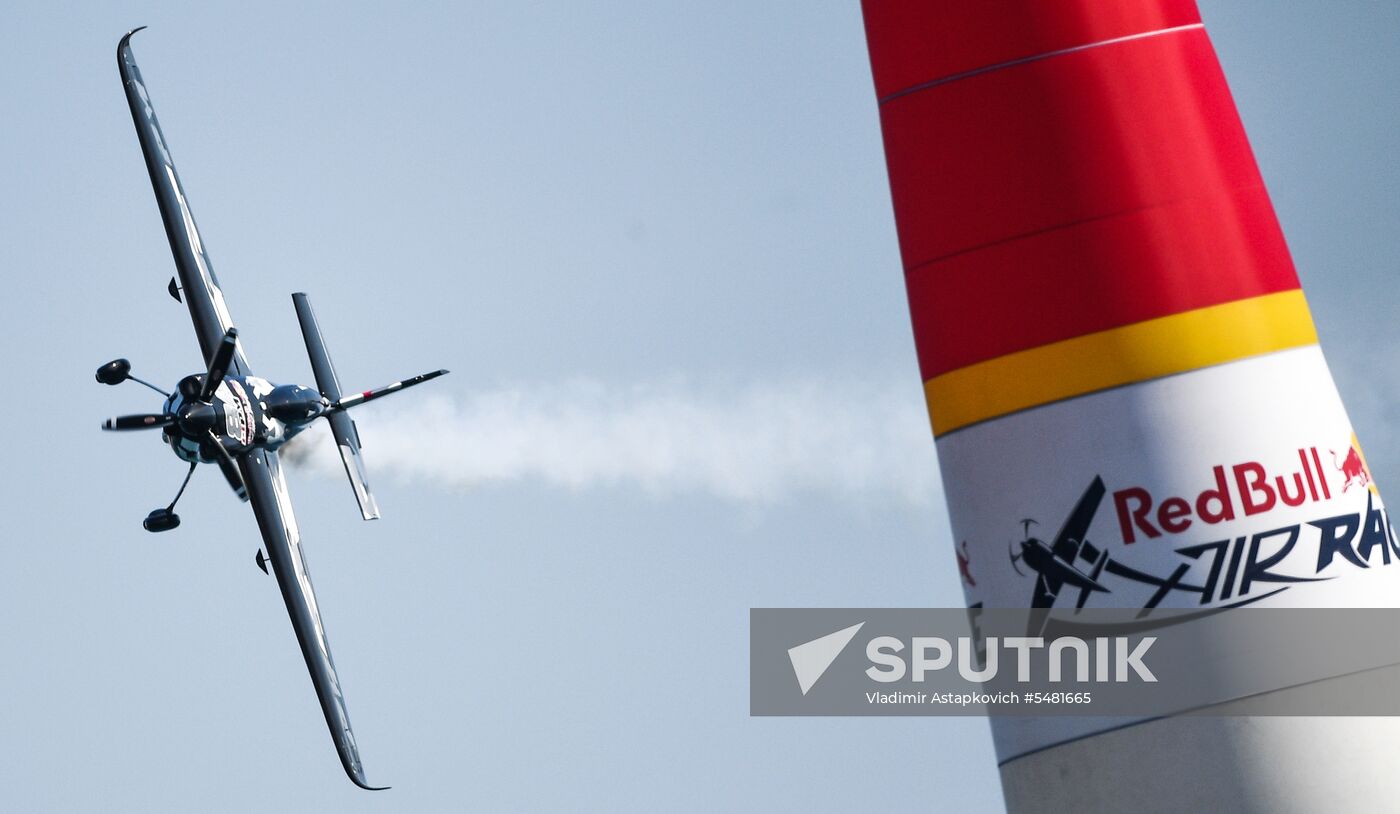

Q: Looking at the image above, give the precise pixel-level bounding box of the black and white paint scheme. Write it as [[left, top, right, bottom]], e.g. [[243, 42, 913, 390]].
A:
[[98, 28, 448, 790]]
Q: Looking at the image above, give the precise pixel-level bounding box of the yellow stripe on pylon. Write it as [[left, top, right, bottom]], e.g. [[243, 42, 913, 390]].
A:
[[925, 289, 1318, 437]]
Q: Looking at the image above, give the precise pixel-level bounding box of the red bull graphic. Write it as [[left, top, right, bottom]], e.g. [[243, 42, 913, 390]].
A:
[[1001, 457, 1395, 618], [939, 358, 1400, 613], [1333, 439, 1373, 493], [1113, 447, 1335, 544]]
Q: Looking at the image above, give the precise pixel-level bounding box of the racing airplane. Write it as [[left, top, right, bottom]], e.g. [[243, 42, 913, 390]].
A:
[[1009, 476, 1111, 634], [99, 28, 447, 789]]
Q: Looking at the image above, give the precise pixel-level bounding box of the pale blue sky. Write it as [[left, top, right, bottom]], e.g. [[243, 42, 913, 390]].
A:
[[1, 2, 1397, 811]]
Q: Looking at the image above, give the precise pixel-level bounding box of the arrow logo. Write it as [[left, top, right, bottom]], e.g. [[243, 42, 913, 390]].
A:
[[787, 622, 865, 695]]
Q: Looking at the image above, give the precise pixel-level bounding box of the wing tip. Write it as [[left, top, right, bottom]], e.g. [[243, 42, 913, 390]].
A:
[[119, 26, 147, 49], [117, 26, 147, 72], [347, 765, 390, 791]]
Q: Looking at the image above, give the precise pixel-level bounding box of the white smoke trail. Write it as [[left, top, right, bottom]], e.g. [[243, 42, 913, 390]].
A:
[[281, 377, 941, 505]]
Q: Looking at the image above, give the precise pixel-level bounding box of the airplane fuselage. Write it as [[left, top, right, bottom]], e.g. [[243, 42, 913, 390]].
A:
[[161, 373, 327, 463]]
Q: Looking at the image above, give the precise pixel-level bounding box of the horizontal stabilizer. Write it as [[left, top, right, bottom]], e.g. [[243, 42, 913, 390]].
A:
[[332, 369, 449, 411]]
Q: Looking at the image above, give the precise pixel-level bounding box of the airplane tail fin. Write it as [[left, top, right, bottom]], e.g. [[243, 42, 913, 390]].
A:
[[291, 293, 381, 520]]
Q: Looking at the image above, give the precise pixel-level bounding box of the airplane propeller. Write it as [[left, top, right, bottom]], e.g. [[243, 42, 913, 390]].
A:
[[1007, 518, 1037, 577], [197, 328, 238, 403], [96, 328, 243, 532], [96, 358, 132, 385], [1008, 540, 1027, 577], [97, 328, 239, 434], [142, 430, 242, 533], [95, 357, 170, 397], [103, 412, 174, 431]]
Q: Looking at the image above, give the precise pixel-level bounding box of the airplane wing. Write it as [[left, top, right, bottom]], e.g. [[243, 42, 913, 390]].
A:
[[1050, 563, 1109, 594], [239, 448, 387, 790], [118, 29, 249, 375], [1049, 476, 1107, 562]]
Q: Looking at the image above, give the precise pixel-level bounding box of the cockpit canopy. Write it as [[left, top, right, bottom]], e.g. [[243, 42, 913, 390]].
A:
[[176, 373, 205, 400], [264, 384, 327, 423]]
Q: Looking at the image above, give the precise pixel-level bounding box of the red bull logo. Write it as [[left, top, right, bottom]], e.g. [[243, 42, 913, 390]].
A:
[[998, 469, 1397, 614], [1333, 442, 1372, 493], [1112, 448, 1333, 545]]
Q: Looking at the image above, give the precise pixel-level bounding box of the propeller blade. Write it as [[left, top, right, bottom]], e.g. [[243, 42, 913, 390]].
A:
[[1008, 541, 1027, 577], [95, 358, 132, 385], [103, 413, 173, 431], [198, 328, 239, 402]]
